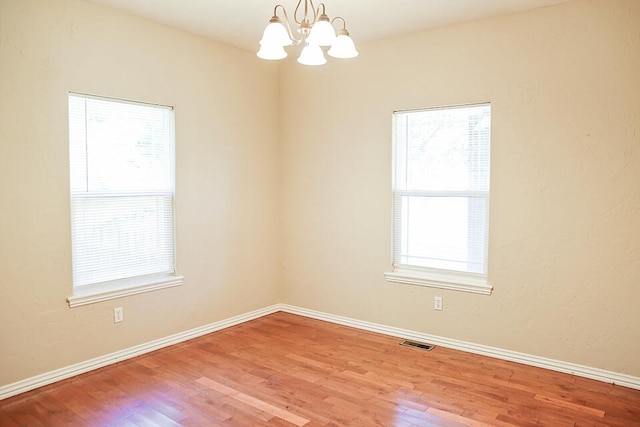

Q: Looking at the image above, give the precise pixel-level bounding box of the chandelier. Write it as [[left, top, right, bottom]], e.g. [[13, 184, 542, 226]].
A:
[[257, 0, 359, 66]]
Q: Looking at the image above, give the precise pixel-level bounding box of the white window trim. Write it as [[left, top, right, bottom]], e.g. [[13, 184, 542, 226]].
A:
[[67, 273, 184, 308], [385, 103, 492, 295], [67, 92, 181, 307], [384, 268, 492, 295]]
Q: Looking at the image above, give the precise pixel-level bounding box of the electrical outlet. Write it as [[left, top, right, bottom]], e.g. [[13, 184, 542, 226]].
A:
[[114, 307, 124, 323], [434, 296, 443, 311]]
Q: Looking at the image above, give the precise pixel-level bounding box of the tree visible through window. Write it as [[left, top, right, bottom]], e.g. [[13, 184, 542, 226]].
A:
[[386, 103, 491, 293]]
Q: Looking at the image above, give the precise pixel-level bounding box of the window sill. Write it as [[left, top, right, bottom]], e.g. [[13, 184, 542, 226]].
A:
[[67, 274, 184, 308], [384, 268, 492, 295]]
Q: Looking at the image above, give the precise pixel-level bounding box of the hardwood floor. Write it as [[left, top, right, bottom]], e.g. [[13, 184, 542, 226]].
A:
[[1, 312, 639, 426]]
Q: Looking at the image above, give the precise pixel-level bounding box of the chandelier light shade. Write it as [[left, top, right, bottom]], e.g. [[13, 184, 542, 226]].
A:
[[298, 43, 327, 66], [307, 15, 335, 46], [257, 43, 288, 60], [257, 0, 358, 65], [327, 28, 358, 59], [259, 17, 293, 47]]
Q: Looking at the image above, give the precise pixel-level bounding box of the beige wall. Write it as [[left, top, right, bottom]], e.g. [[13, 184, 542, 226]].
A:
[[1, 0, 639, 389], [281, 0, 640, 376], [0, 0, 281, 385]]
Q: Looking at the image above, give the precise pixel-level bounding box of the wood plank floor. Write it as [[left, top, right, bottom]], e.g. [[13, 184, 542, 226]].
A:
[[1, 312, 639, 426]]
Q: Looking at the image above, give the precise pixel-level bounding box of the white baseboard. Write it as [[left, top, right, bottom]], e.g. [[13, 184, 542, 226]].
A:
[[278, 304, 640, 391], [2, 303, 638, 400], [0, 305, 280, 400]]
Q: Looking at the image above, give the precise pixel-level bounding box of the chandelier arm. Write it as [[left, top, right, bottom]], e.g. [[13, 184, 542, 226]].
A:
[[293, 0, 304, 25], [315, 2, 326, 17], [294, 0, 320, 26], [275, 5, 303, 45], [309, 0, 319, 24], [331, 16, 347, 31]]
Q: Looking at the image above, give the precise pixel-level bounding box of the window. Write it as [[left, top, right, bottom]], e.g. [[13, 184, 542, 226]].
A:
[[67, 93, 183, 307], [384, 103, 492, 294]]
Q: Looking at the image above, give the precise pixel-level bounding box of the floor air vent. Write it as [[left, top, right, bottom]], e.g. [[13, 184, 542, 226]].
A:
[[400, 340, 435, 351]]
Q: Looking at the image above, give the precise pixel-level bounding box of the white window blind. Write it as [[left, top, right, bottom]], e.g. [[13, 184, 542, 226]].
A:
[[389, 103, 491, 291], [69, 93, 176, 289]]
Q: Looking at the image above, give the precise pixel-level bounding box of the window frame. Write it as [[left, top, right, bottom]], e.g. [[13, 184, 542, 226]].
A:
[[384, 103, 493, 295], [66, 92, 183, 307]]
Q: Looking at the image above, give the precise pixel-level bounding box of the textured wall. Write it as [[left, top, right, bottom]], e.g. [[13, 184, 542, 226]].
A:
[[280, 0, 640, 376], [1, 0, 639, 389], [0, 0, 281, 385]]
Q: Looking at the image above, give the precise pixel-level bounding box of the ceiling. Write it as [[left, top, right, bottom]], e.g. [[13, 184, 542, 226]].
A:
[[86, 0, 571, 52]]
